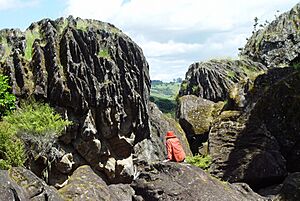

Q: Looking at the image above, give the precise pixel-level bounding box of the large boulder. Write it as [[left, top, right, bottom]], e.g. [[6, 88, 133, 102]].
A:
[[0, 16, 150, 183], [59, 165, 118, 200], [241, 3, 300, 68], [176, 95, 224, 154], [0, 167, 63, 200], [134, 102, 192, 163], [131, 162, 266, 201], [209, 68, 300, 189], [178, 59, 266, 102]]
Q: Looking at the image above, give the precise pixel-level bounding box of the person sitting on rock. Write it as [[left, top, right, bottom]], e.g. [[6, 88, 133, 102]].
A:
[[163, 131, 186, 162]]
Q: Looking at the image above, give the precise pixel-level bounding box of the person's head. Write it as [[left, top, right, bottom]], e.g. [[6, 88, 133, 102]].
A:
[[165, 131, 176, 139]]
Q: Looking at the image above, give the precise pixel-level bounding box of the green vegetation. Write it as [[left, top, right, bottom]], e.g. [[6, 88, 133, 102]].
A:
[[98, 48, 111, 59], [192, 85, 200, 94], [24, 29, 41, 61], [4, 102, 72, 136], [0, 101, 71, 170], [150, 82, 181, 117], [76, 19, 89, 31], [0, 122, 25, 169], [227, 70, 236, 79], [186, 154, 212, 170], [57, 18, 69, 35], [0, 74, 16, 118], [180, 82, 188, 92], [292, 62, 300, 70]]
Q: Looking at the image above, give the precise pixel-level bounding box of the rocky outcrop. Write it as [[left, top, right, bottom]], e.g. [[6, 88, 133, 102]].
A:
[[132, 161, 266, 201], [0, 167, 62, 200], [176, 95, 224, 154], [258, 172, 300, 201], [134, 102, 192, 163], [178, 59, 266, 102], [209, 68, 300, 190], [0, 16, 150, 183], [59, 165, 127, 201], [241, 3, 300, 68]]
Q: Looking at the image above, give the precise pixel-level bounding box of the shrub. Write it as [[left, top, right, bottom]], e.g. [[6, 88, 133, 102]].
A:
[[0, 122, 26, 169], [4, 101, 72, 136], [0, 101, 72, 170], [0, 74, 16, 118], [186, 154, 212, 170]]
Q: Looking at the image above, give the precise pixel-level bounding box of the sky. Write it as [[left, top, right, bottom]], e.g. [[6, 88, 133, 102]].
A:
[[0, 0, 299, 81]]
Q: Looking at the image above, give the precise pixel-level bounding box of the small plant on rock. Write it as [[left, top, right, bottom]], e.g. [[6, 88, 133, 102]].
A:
[[186, 154, 212, 170]]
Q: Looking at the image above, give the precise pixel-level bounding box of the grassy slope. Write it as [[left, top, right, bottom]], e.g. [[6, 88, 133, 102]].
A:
[[150, 82, 180, 117]]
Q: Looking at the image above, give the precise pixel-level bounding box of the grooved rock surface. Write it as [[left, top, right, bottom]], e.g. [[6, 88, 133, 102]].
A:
[[131, 162, 266, 201], [209, 68, 300, 189], [0, 167, 63, 201], [179, 59, 266, 102], [241, 3, 300, 68], [134, 102, 191, 163], [0, 16, 150, 183]]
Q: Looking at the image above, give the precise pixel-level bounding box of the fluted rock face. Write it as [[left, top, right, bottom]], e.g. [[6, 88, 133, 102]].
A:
[[179, 59, 266, 102], [209, 68, 300, 189], [0, 16, 150, 183], [241, 3, 300, 68]]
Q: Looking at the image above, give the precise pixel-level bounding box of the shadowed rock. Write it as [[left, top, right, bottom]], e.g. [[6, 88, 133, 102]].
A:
[[134, 102, 192, 163], [131, 162, 266, 201], [259, 172, 300, 201], [209, 68, 300, 190]]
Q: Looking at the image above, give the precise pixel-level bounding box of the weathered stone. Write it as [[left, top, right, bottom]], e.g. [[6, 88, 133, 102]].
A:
[[58, 165, 113, 200], [176, 95, 223, 154], [0, 16, 151, 183], [131, 162, 266, 201], [0, 169, 28, 201], [56, 153, 74, 174], [109, 184, 135, 201], [0, 167, 63, 201], [209, 68, 300, 190], [179, 59, 266, 102], [241, 3, 300, 68]]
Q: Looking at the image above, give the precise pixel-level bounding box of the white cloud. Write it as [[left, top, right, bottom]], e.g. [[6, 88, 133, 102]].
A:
[[65, 0, 300, 81], [139, 40, 204, 57], [0, 0, 38, 10]]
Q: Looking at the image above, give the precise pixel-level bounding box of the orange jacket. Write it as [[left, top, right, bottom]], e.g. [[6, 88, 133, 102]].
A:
[[166, 137, 186, 162]]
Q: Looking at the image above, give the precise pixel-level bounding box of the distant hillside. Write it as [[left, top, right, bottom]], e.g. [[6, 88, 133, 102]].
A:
[[150, 82, 181, 116]]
